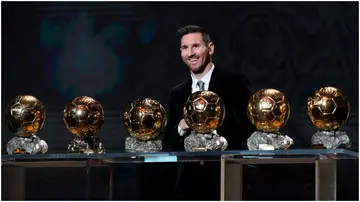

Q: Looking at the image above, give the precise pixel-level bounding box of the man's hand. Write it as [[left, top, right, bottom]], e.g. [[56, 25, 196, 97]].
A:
[[179, 119, 190, 131]]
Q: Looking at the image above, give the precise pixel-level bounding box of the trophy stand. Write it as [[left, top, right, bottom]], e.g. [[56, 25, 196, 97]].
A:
[[247, 131, 293, 150], [6, 134, 48, 154], [68, 135, 105, 154], [184, 131, 228, 152], [125, 136, 162, 153], [311, 130, 351, 149]]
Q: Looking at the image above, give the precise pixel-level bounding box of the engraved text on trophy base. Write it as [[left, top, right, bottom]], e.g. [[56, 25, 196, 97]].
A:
[[68, 136, 105, 154], [311, 130, 351, 149], [125, 136, 162, 153], [6, 135, 48, 154], [247, 131, 293, 150], [184, 132, 228, 152]]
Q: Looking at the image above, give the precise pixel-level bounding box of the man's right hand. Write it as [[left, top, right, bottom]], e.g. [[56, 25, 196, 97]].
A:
[[179, 119, 190, 131]]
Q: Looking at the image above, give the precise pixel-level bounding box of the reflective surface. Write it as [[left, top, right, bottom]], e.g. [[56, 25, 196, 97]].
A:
[[247, 89, 290, 133], [184, 91, 225, 134], [123, 98, 167, 141], [63, 96, 104, 137], [5, 95, 46, 137], [307, 86, 350, 130], [1, 149, 358, 165]]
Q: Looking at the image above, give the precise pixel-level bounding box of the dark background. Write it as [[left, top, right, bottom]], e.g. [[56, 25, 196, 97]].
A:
[[2, 1, 358, 200]]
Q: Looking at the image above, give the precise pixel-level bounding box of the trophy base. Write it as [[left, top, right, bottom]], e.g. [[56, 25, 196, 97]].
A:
[[184, 132, 228, 152], [6, 135, 48, 154], [68, 136, 105, 154], [311, 130, 351, 149], [125, 136, 162, 152], [247, 131, 293, 150]]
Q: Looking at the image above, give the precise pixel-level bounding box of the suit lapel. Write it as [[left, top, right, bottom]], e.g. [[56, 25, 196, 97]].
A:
[[177, 76, 192, 107], [183, 76, 192, 96], [208, 67, 221, 93]]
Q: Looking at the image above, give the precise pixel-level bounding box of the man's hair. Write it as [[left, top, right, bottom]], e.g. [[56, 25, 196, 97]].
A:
[[177, 25, 211, 45]]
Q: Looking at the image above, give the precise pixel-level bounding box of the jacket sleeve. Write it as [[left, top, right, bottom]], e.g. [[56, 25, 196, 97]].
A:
[[163, 89, 186, 151]]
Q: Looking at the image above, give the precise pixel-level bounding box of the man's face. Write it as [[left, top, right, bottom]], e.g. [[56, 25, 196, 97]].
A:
[[180, 33, 214, 74]]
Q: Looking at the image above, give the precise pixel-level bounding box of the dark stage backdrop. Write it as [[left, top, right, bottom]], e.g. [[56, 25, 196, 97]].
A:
[[2, 2, 358, 200]]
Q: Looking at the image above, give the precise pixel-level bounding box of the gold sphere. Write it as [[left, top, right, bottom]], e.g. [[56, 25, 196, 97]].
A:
[[307, 86, 350, 130], [247, 89, 290, 133], [124, 98, 167, 141], [5, 95, 46, 137], [183, 91, 225, 134], [63, 96, 104, 137]]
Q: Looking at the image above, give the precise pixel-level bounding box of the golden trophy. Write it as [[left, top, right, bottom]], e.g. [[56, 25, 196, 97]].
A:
[[247, 89, 293, 150], [307, 86, 351, 149], [5, 95, 48, 154], [183, 91, 227, 152], [124, 98, 167, 152], [63, 96, 105, 154]]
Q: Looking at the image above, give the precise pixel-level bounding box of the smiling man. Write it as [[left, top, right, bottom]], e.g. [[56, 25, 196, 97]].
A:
[[164, 25, 255, 200]]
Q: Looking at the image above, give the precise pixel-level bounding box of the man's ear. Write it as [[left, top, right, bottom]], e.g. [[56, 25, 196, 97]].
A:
[[208, 42, 214, 55]]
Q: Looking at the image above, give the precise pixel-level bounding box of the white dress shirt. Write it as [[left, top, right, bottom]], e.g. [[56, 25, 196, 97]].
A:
[[178, 64, 217, 136]]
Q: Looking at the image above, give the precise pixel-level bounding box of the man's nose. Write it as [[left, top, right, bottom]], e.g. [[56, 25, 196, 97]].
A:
[[187, 48, 195, 57]]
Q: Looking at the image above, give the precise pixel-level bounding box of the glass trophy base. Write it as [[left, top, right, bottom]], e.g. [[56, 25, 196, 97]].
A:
[[6, 135, 48, 154], [184, 132, 228, 152], [68, 136, 105, 154], [247, 131, 293, 150], [311, 130, 351, 149], [125, 136, 162, 152]]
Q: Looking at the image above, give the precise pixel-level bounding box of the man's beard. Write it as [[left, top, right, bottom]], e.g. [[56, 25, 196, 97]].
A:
[[189, 56, 210, 74], [192, 63, 206, 74]]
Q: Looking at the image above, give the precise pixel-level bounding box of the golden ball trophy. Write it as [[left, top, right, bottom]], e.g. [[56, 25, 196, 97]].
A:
[[183, 91, 227, 152], [247, 89, 293, 150], [307, 86, 351, 149], [124, 98, 167, 152], [63, 96, 105, 154], [5, 95, 48, 154]]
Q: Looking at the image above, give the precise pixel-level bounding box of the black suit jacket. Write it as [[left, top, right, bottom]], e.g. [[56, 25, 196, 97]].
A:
[[163, 67, 255, 200], [164, 67, 255, 151]]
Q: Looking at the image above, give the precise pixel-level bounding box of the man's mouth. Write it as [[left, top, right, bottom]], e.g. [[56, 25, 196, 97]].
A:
[[189, 58, 199, 64]]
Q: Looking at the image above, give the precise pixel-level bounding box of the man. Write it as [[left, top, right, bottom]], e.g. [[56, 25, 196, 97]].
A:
[[164, 25, 255, 200]]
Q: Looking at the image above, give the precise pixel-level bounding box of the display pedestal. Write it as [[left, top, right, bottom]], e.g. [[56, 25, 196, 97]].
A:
[[2, 149, 358, 200], [220, 149, 358, 201]]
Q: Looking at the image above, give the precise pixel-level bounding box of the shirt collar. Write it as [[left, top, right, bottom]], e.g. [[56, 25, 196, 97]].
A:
[[190, 64, 215, 86]]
